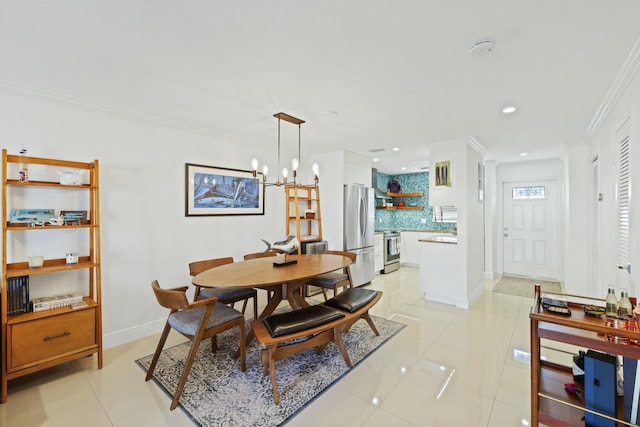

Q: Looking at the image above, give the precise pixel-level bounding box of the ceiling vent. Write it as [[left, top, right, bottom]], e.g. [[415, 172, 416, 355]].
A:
[[469, 39, 495, 57], [369, 148, 385, 153]]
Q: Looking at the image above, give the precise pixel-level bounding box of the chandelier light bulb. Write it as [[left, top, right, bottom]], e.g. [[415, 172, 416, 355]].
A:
[[312, 163, 319, 176], [249, 113, 317, 188]]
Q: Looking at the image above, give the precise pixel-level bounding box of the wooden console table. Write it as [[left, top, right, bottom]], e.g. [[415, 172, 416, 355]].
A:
[[530, 284, 640, 426]]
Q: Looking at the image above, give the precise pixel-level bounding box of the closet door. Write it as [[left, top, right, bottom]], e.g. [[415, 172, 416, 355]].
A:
[[590, 156, 600, 296], [615, 118, 631, 292]]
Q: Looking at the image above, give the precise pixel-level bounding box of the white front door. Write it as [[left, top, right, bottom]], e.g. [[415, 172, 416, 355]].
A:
[[503, 180, 558, 279]]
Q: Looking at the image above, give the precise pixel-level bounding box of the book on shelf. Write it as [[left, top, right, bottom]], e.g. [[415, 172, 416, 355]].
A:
[[31, 292, 83, 312], [70, 301, 88, 310], [6, 276, 29, 315]]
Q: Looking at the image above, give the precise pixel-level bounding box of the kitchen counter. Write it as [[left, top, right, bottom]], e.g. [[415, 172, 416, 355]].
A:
[[375, 228, 456, 233], [418, 235, 457, 244]]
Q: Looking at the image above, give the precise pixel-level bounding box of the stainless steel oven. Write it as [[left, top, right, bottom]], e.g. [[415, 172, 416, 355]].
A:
[[383, 231, 401, 273]]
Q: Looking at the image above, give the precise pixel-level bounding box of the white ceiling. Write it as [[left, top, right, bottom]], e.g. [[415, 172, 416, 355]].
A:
[[2, 1, 640, 174]]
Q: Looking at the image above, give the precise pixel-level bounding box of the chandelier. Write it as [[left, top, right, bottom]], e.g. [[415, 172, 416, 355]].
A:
[[251, 112, 319, 188]]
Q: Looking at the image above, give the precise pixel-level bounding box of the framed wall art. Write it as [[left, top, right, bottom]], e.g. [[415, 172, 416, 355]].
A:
[[9, 208, 54, 224], [185, 163, 264, 216], [435, 160, 452, 187]]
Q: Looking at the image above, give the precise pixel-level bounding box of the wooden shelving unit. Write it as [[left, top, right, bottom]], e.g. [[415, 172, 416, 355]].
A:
[[530, 284, 640, 426], [1, 149, 102, 403], [379, 191, 424, 210], [285, 185, 322, 254]]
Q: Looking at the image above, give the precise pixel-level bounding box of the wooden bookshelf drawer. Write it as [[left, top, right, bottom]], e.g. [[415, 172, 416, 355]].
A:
[[8, 309, 96, 371]]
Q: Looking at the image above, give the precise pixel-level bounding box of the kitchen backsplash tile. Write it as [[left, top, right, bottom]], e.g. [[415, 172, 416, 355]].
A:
[[375, 171, 455, 232]]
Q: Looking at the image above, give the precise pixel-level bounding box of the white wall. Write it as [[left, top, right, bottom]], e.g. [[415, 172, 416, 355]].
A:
[[0, 86, 286, 348], [483, 160, 498, 279], [464, 144, 485, 304], [562, 145, 590, 295], [308, 150, 371, 251], [309, 150, 345, 250], [588, 65, 640, 298], [426, 138, 485, 308]]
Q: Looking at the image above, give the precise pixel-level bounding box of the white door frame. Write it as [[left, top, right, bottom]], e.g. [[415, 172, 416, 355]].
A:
[[502, 179, 559, 280], [495, 160, 564, 281]]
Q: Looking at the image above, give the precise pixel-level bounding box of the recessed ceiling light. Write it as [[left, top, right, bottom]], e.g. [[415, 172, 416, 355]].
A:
[[392, 147, 400, 151], [373, 158, 379, 162], [502, 105, 517, 114], [520, 152, 528, 156], [401, 167, 406, 170]]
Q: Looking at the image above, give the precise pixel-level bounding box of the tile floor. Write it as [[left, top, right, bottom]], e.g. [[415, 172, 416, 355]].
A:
[[0, 267, 556, 426]]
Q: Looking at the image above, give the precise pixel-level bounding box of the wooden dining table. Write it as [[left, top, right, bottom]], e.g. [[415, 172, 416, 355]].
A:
[[191, 253, 352, 345]]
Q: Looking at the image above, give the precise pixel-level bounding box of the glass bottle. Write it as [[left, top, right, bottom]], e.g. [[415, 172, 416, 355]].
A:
[[619, 288, 633, 317], [605, 287, 619, 317], [18, 147, 28, 183]]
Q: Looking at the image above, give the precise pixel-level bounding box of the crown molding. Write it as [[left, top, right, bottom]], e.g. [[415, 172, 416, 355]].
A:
[[587, 34, 640, 137], [466, 136, 487, 156], [0, 79, 242, 141]]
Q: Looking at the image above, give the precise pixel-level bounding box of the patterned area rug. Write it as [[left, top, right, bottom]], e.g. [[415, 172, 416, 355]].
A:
[[136, 315, 405, 427], [493, 275, 562, 298]]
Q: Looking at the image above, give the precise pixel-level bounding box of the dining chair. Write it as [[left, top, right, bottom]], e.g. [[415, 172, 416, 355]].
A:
[[243, 251, 277, 260], [243, 251, 278, 302], [189, 257, 258, 320], [145, 280, 246, 410], [306, 250, 357, 300]]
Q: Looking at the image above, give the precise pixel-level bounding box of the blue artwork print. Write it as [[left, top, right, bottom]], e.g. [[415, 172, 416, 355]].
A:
[[193, 172, 260, 209]]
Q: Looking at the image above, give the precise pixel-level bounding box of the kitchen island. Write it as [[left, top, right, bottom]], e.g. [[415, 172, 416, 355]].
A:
[[418, 234, 466, 307]]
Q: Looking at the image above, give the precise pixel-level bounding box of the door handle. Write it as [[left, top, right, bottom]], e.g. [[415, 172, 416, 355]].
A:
[[617, 263, 631, 273]]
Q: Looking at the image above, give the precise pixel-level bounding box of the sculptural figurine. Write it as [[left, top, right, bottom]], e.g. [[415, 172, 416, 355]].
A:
[[58, 170, 84, 186], [261, 235, 300, 254], [48, 215, 64, 226]]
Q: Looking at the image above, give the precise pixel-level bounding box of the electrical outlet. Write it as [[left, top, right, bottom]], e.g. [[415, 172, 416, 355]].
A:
[[420, 218, 427, 224]]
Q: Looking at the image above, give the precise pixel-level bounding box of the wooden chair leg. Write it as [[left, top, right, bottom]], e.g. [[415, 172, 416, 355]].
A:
[[333, 327, 353, 367], [362, 312, 380, 336], [267, 346, 280, 404], [237, 320, 246, 372], [241, 298, 249, 315], [252, 295, 258, 321], [146, 321, 172, 381], [261, 349, 269, 376], [171, 337, 201, 410], [210, 335, 218, 352]]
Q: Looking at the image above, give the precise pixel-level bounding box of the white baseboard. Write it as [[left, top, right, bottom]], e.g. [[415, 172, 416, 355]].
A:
[[484, 271, 498, 280], [466, 281, 485, 307], [423, 292, 457, 307], [103, 318, 165, 349]]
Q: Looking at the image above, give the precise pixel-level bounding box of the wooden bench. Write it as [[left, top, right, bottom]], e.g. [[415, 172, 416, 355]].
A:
[[251, 288, 382, 403]]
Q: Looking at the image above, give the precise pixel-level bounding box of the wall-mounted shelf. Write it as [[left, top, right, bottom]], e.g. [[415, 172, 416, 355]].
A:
[[376, 206, 423, 210], [386, 192, 423, 197]]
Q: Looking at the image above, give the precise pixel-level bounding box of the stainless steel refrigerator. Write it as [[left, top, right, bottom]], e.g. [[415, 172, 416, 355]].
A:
[[343, 184, 375, 286]]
